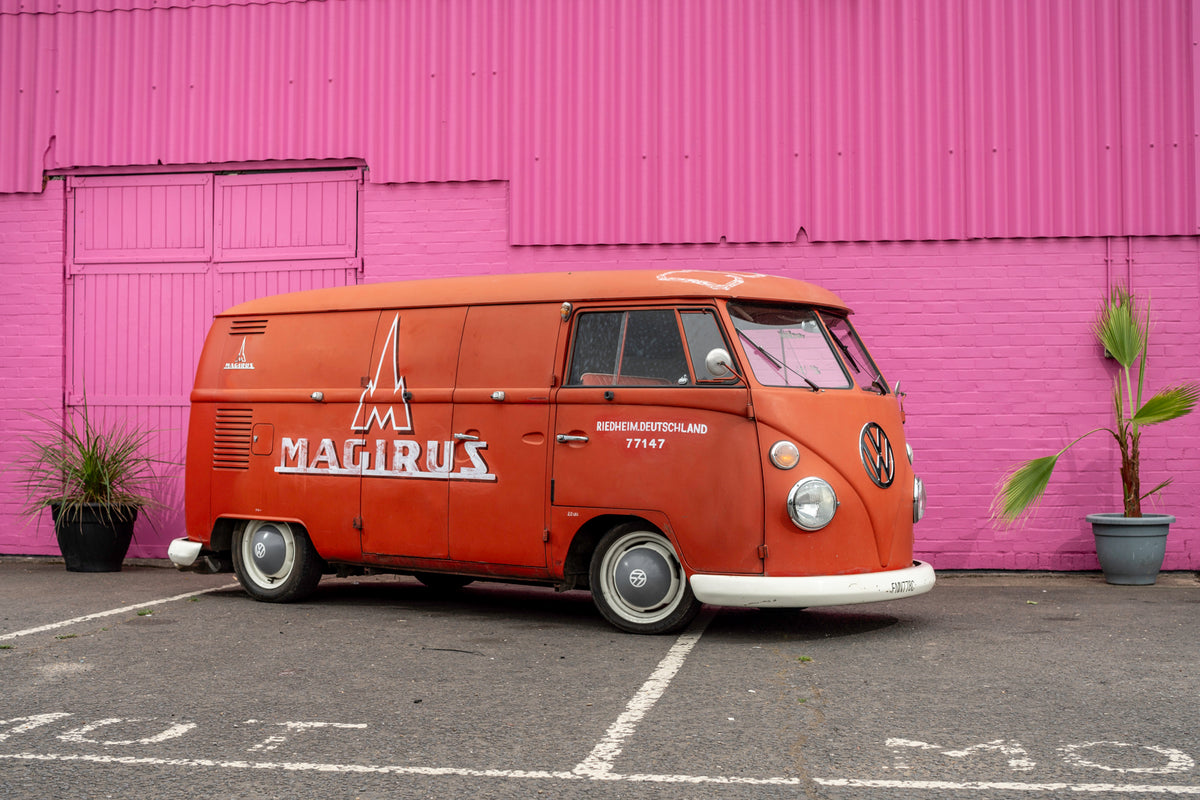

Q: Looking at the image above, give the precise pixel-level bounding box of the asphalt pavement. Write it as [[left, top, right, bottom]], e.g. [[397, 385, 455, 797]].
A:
[[1, 558, 1198, 799]]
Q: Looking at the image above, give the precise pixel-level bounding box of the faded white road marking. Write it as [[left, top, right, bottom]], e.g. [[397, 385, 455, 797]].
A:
[[0, 583, 238, 641], [573, 609, 715, 778], [247, 721, 368, 752], [816, 778, 1200, 793], [1, 753, 1198, 793], [0, 714, 71, 741], [58, 718, 197, 746], [1061, 743, 1195, 774]]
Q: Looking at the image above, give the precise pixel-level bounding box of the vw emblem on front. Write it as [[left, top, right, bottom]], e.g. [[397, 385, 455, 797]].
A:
[[628, 569, 648, 588], [860, 422, 895, 488]]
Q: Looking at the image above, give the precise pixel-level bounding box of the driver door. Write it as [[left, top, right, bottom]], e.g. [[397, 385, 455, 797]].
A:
[[551, 306, 763, 575]]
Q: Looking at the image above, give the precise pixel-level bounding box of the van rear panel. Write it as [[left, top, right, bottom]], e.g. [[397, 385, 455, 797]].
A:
[[191, 310, 381, 562]]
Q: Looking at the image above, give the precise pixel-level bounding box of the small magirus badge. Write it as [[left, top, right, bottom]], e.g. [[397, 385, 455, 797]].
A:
[[224, 337, 255, 370]]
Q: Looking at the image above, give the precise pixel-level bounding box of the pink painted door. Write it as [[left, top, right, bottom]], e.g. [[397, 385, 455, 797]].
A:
[[66, 169, 362, 557]]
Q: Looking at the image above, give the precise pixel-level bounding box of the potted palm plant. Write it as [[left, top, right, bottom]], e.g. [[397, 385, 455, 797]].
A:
[[20, 398, 165, 572], [994, 286, 1200, 584]]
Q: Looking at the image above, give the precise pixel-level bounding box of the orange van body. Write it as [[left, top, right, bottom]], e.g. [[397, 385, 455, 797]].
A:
[[171, 270, 933, 633]]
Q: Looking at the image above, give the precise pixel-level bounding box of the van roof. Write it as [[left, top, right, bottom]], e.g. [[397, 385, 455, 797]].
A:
[[219, 270, 851, 317]]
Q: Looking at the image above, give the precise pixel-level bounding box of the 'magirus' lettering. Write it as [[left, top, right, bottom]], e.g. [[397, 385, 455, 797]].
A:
[[276, 437, 495, 481]]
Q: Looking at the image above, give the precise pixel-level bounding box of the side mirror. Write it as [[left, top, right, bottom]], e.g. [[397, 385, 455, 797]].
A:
[[705, 348, 736, 378]]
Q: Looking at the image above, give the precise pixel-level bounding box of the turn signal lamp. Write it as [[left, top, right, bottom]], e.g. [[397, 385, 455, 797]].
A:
[[769, 441, 801, 470]]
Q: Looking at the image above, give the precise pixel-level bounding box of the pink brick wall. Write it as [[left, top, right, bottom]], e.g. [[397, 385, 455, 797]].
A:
[[362, 181, 1200, 571], [0, 181, 66, 556], [2, 178, 1197, 570]]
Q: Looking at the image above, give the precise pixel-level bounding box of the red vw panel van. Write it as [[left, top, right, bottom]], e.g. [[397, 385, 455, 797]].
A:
[[170, 270, 933, 633]]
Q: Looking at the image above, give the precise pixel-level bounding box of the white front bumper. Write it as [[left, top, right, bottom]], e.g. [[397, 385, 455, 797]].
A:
[[689, 561, 935, 608], [167, 537, 203, 568]]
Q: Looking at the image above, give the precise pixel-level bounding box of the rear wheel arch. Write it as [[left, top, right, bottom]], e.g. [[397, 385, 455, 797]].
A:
[[209, 518, 238, 554]]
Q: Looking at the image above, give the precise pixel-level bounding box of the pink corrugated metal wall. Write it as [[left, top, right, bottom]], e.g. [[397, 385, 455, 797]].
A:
[[1, 0, 1196, 242], [0, 0, 510, 191]]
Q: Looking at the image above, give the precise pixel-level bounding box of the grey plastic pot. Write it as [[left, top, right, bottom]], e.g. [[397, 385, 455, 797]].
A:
[[1085, 513, 1173, 586]]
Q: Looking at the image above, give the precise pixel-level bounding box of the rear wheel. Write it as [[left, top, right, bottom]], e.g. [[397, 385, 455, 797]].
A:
[[589, 524, 702, 634], [232, 520, 323, 602]]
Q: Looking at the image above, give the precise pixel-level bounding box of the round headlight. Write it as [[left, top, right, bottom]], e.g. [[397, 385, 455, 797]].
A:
[[769, 440, 801, 470], [913, 475, 927, 523], [787, 477, 838, 531]]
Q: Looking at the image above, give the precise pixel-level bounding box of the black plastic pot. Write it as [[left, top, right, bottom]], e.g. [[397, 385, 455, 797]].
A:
[[1086, 512, 1173, 586], [50, 503, 137, 572]]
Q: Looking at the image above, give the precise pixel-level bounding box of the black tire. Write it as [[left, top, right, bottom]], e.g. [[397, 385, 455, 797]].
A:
[[232, 520, 323, 602], [414, 572, 475, 591], [589, 523, 702, 635]]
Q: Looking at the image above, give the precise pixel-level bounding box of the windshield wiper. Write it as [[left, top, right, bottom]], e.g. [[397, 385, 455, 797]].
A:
[[736, 330, 820, 391], [827, 325, 885, 393], [828, 329, 862, 373]]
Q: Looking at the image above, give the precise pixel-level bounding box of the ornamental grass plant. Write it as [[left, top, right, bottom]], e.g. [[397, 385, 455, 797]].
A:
[[994, 286, 1200, 522], [20, 397, 166, 527]]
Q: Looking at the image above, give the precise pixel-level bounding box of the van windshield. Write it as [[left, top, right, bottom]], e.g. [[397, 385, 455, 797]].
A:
[[727, 302, 887, 392]]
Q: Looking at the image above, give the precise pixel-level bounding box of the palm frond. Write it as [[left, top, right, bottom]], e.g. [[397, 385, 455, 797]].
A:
[[993, 455, 1060, 523], [1094, 285, 1145, 370], [1132, 383, 1200, 427], [993, 427, 1114, 523], [1139, 478, 1173, 501]]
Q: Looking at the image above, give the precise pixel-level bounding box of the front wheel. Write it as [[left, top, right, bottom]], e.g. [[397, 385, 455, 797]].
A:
[[232, 520, 323, 602], [589, 524, 702, 634]]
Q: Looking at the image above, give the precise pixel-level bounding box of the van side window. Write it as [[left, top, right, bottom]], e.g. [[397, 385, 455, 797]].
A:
[[680, 310, 736, 383], [568, 310, 690, 386]]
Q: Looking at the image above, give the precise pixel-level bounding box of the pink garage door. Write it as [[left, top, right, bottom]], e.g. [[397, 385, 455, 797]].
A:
[[66, 169, 362, 557]]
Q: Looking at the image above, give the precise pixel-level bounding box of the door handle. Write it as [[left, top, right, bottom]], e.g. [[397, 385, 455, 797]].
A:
[[454, 433, 480, 441], [556, 434, 589, 444]]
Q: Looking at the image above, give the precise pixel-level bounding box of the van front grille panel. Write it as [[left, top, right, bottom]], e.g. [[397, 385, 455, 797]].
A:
[[213, 408, 253, 470]]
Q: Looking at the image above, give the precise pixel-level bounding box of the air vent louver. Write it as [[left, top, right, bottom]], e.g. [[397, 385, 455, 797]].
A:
[[230, 318, 268, 335], [213, 409, 253, 470]]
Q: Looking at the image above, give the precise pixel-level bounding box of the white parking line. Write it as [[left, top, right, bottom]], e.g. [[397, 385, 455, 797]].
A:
[[574, 608, 715, 778], [2, 753, 1199, 793], [0, 583, 238, 641], [815, 779, 1200, 794]]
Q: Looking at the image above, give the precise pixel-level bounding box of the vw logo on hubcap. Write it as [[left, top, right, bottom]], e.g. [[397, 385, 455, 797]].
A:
[[254, 542, 267, 559], [860, 422, 895, 488], [628, 569, 648, 588]]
